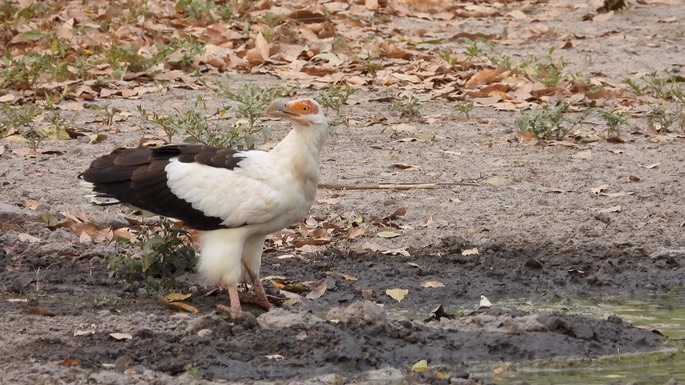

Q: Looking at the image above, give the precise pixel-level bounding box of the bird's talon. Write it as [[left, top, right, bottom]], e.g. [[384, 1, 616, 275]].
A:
[[238, 292, 274, 310], [216, 304, 245, 320]]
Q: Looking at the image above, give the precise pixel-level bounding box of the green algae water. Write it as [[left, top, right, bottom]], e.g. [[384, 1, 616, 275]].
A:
[[501, 297, 685, 384]]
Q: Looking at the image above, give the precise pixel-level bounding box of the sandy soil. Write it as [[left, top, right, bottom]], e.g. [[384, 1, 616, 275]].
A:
[[1, 1, 685, 384]]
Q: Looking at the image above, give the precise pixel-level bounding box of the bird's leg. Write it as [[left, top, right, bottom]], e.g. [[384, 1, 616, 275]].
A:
[[239, 261, 273, 310], [216, 285, 243, 319]]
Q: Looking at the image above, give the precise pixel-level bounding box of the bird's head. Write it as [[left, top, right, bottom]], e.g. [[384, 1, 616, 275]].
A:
[[266, 98, 327, 127]]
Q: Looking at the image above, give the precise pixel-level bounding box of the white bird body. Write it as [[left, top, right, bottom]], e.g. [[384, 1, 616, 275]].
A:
[[82, 98, 329, 316]]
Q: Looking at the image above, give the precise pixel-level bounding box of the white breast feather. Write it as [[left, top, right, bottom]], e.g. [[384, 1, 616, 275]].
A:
[[164, 152, 311, 231]]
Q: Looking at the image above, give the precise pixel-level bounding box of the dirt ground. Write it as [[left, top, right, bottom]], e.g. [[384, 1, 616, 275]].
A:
[[1, 0, 685, 384]]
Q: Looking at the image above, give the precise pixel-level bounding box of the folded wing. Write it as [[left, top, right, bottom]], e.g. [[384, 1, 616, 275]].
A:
[[82, 145, 294, 231]]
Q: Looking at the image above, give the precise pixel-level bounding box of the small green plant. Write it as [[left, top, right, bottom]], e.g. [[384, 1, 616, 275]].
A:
[[140, 97, 244, 147], [99, 38, 203, 77], [108, 218, 196, 290], [139, 90, 282, 149], [137, 105, 182, 143], [102, 45, 151, 76], [213, 82, 293, 143], [462, 38, 486, 62], [0, 103, 46, 150], [47, 110, 69, 137], [217, 2, 238, 21], [42, 87, 70, 109], [176, 0, 215, 20], [19, 125, 48, 151], [359, 51, 382, 79], [391, 95, 421, 119], [596, 109, 628, 138], [487, 52, 513, 71], [439, 48, 461, 70], [319, 82, 357, 116], [484, 45, 513, 71], [515, 103, 589, 141], [624, 71, 685, 100], [456, 101, 475, 120], [515, 47, 572, 87], [642, 71, 672, 99], [623, 78, 644, 96], [119, 0, 154, 24], [646, 103, 684, 132], [318, 82, 357, 130], [89, 104, 121, 129], [166, 37, 205, 71], [181, 97, 246, 148], [1, 49, 71, 89]]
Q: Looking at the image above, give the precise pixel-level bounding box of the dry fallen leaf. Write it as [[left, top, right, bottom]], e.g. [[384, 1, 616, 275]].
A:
[[361, 288, 373, 299], [163, 292, 192, 302], [411, 359, 429, 372], [61, 358, 79, 366], [425, 305, 454, 322], [270, 279, 307, 293], [390, 163, 420, 170], [493, 366, 507, 375], [109, 333, 133, 341], [24, 198, 40, 210], [74, 329, 96, 337], [598, 205, 622, 213], [338, 273, 358, 281], [25, 306, 56, 317], [348, 227, 366, 239], [377, 231, 401, 238], [539, 187, 566, 193], [462, 247, 479, 256], [420, 280, 446, 288], [381, 248, 411, 257], [482, 176, 503, 186], [599, 191, 634, 198], [573, 149, 592, 160], [305, 281, 327, 300], [158, 295, 199, 313], [591, 184, 610, 194], [361, 242, 382, 252], [17, 233, 40, 243], [386, 288, 409, 302]]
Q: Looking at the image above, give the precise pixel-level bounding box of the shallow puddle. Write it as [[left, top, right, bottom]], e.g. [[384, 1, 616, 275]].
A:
[[499, 296, 685, 384]]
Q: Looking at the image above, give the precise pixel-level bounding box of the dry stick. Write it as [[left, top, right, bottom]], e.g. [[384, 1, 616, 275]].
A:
[[318, 182, 479, 190]]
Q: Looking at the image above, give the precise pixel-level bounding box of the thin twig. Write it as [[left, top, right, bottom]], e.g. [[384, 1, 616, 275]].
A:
[[318, 182, 479, 190]]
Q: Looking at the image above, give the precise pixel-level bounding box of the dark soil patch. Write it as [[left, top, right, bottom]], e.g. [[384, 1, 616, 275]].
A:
[[0, 232, 681, 384]]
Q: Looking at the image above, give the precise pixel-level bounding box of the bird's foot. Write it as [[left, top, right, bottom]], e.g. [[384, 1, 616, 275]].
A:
[[240, 262, 276, 311], [216, 303, 243, 319], [216, 304, 258, 327], [238, 291, 275, 311], [215, 285, 249, 320]]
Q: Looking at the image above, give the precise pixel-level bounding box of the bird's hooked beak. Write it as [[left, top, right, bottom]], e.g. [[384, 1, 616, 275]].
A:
[[265, 100, 290, 119], [265, 98, 324, 128]]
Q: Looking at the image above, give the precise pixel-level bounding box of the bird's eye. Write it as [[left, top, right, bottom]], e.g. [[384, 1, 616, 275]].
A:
[[301, 105, 310, 112]]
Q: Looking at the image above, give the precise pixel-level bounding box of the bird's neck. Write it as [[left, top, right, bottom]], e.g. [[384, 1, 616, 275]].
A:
[[271, 121, 329, 161], [270, 121, 329, 190]]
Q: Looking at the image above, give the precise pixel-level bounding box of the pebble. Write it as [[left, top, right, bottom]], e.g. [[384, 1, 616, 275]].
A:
[[0, 202, 35, 224], [258, 308, 323, 329], [326, 300, 387, 331]]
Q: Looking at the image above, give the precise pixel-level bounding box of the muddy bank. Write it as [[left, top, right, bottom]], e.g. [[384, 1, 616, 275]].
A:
[[0, 229, 682, 384]]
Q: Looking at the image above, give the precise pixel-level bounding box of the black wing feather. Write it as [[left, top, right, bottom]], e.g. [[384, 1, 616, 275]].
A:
[[82, 145, 245, 231]]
